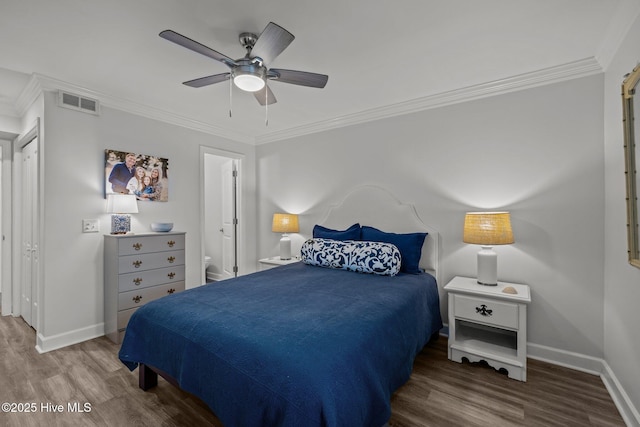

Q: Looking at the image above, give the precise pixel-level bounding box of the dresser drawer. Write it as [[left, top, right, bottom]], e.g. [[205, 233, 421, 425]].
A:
[[118, 234, 185, 256], [453, 294, 519, 330], [119, 265, 185, 292], [118, 250, 185, 274], [118, 282, 185, 310]]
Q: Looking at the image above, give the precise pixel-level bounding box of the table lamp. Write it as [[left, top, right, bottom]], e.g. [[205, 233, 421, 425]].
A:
[[272, 213, 299, 260], [107, 194, 138, 234], [463, 212, 514, 285]]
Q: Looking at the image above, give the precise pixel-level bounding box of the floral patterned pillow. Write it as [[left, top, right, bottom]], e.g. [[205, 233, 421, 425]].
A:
[[300, 238, 401, 276]]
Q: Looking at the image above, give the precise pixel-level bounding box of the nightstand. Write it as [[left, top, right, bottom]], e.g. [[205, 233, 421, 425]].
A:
[[258, 256, 300, 271], [444, 276, 531, 381]]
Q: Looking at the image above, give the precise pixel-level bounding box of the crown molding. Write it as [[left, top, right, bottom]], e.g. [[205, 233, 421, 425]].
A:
[[255, 57, 603, 144], [21, 73, 255, 145], [13, 58, 602, 147]]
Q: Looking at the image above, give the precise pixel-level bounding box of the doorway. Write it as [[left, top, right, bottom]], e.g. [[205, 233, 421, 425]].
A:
[[0, 138, 13, 315], [201, 147, 242, 283]]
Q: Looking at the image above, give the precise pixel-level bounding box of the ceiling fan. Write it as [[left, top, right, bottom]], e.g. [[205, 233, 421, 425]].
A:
[[159, 22, 328, 106]]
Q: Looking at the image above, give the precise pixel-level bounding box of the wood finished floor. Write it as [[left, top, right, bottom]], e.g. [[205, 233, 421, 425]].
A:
[[0, 314, 625, 427]]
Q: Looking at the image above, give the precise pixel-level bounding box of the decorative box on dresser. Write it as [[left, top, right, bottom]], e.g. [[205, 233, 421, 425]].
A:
[[444, 276, 531, 381], [104, 232, 186, 344]]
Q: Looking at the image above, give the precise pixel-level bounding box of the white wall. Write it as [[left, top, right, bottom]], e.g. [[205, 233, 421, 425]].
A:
[[603, 11, 640, 420], [256, 75, 605, 358], [31, 91, 256, 349]]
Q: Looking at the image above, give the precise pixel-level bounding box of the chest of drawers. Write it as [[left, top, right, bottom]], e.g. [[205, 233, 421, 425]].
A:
[[104, 232, 186, 343]]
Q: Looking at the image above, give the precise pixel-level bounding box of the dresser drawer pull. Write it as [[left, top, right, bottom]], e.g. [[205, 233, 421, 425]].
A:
[[133, 243, 143, 251], [133, 260, 142, 268], [475, 304, 493, 316], [167, 256, 175, 263], [132, 295, 142, 304], [168, 272, 176, 279], [167, 240, 176, 247], [167, 288, 176, 294], [133, 278, 143, 286]]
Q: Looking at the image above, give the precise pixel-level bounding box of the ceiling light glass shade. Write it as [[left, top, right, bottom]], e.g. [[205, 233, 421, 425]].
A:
[[233, 64, 266, 92]]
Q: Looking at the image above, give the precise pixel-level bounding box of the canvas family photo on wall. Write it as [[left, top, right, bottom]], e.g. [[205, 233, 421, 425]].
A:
[[105, 150, 169, 202]]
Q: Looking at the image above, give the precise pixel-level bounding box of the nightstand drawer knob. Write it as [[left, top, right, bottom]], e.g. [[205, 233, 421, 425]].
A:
[[132, 295, 142, 304], [167, 240, 176, 247], [167, 288, 175, 294], [168, 272, 175, 279], [475, 304, 493, 316], [133, 278, 143, 286], [167, 256, 175, 263], [133, 243, 142, 251], [133, 260, 142, 268]]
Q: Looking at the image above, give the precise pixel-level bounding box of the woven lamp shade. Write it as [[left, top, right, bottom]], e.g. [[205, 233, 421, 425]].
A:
[[463, 212, 514, 245], [272, 213, 299, 233]]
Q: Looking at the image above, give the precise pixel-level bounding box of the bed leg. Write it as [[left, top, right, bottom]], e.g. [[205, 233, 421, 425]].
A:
[[139, 363, 158, 391]]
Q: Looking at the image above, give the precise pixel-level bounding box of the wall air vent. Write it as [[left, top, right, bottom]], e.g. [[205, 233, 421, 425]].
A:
[[57, 91, 100, 115]]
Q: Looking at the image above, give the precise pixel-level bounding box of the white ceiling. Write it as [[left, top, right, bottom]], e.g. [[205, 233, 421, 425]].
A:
[[0, 0, 637, 144]]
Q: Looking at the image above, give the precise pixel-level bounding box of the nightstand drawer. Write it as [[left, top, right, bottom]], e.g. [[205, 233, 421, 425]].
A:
[[453, 294, 519, 330]]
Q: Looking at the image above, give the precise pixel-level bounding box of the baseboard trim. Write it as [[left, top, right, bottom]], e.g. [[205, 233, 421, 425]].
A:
[[35, 322, 104, 354], [527, 342, 604, 375]]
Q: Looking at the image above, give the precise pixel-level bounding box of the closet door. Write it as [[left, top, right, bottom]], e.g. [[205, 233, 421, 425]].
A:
[[20, 138, 38, 328]]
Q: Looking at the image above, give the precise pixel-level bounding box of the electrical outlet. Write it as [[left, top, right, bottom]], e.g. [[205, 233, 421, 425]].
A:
[[83, 219, 100, 233]]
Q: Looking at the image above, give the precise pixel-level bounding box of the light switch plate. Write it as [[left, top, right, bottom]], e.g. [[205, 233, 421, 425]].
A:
[[83, 219, 100, 233]]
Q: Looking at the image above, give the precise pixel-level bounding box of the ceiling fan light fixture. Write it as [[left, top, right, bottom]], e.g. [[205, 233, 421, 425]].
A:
[[233, 73, 265, 92], [232, 63, 266, 92]]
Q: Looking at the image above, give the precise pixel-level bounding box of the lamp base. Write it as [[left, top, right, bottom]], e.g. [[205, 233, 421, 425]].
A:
[[476, 246, 498, 286], [279, 234, 292, 260], [111, 214, 131, 235]]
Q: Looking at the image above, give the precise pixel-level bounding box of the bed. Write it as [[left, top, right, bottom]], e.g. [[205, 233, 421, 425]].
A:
[[118, 186, 443, 427]]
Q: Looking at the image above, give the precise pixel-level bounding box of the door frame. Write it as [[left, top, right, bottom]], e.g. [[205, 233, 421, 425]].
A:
[[199, 146, 244, 283], [0, 138, 13, 315]]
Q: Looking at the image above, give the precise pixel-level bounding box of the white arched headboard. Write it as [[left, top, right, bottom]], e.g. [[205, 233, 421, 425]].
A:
[[319, 185, 440, 284]]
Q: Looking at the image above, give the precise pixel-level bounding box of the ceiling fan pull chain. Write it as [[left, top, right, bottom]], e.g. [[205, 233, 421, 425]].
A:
[[229, 77, 233, 118]]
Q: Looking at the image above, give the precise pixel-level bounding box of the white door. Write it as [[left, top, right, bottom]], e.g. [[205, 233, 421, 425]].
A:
[[220, 160, 237, 279], [20, 138, 38, 328]]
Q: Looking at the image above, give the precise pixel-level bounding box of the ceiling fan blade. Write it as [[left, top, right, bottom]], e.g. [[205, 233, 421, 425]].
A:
[[269, 69, 328, 88], [250, 22, 294, 65], [254, 85, 277, 105], [183, 73, 230, 88], [159, 30, 237, 67]]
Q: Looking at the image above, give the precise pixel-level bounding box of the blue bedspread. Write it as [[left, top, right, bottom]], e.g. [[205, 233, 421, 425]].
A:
[[119, 262, 442, 427]]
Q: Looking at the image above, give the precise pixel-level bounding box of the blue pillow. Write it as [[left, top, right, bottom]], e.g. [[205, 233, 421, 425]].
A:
[[312, 223, 361, 241], [361, 226, 427, 274]]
